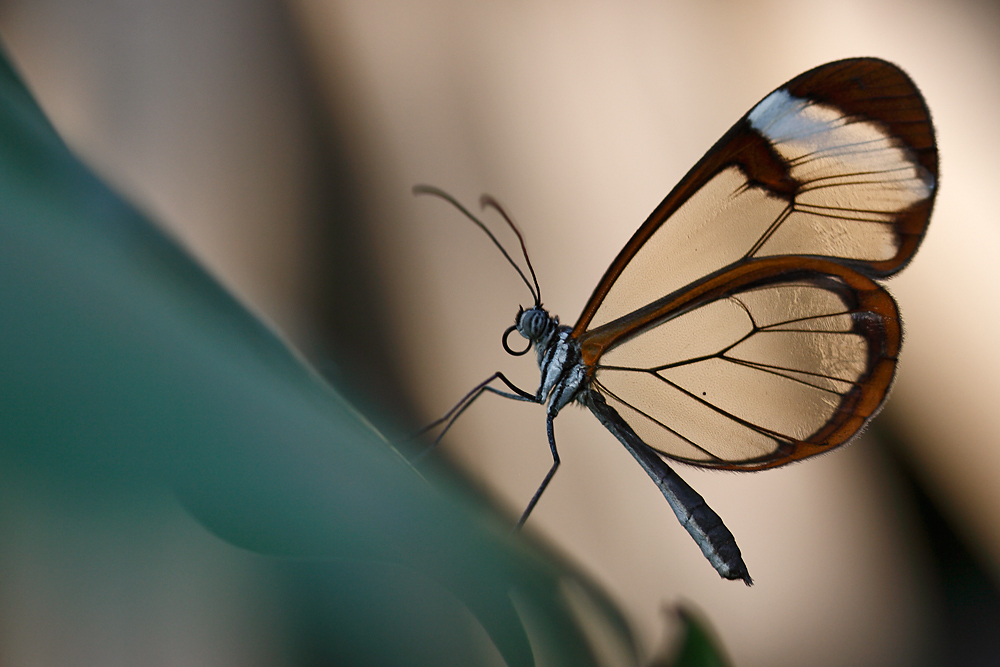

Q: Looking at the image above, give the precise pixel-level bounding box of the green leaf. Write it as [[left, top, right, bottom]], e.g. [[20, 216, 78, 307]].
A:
[[649, 606, 732, 667], [0, 42, 639, 666]]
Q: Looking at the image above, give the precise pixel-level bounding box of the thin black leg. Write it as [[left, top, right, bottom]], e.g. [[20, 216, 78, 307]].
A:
[[515, 414, 560, 530], [413, 372, 536, 462]]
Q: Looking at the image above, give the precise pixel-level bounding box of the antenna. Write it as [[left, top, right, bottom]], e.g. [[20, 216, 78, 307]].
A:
[[413, 185, 542, 307]]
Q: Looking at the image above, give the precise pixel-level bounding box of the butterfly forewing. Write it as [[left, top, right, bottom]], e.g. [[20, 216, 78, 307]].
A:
[[573, 59, 937, 335], [574, 58, 934, 470]]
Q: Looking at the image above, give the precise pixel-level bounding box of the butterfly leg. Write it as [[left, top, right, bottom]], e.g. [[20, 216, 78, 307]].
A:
[[413, 372, 537, 462], [514, 414, 560, 530]]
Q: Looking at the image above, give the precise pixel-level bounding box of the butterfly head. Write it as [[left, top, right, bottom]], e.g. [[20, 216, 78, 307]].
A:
[[503, 305, 557, 356]]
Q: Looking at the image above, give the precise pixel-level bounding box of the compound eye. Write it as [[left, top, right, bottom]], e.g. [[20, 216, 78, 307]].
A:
[[519, 308, 549, 340], [519, 310, 534, 337]]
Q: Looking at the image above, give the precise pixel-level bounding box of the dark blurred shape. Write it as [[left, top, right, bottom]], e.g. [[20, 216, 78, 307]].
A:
[[647, 605, 730, 667], [285, 19, 419, 427], [891, 445, 1000, 666]]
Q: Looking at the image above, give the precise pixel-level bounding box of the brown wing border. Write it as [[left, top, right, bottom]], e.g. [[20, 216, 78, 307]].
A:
[[582, 256, 901, 470], [572, 58, 937, 338]]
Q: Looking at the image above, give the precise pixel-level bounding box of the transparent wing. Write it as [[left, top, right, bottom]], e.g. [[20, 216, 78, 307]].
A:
[[584, 258, 899, 469], [573, 58, 937, 336]]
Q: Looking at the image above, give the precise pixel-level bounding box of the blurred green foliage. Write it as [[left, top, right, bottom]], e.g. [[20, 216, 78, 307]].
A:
[[649, 607, 731, 667], [0, 42, 731, 666]]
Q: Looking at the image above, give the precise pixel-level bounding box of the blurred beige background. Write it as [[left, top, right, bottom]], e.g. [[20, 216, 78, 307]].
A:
[[2, 0, 999, 665]]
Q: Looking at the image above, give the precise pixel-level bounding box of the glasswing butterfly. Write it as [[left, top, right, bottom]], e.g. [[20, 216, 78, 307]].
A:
[[416, 58, 937, 585]]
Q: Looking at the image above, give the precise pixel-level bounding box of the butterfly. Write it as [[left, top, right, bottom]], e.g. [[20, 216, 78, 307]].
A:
[[416, 58, 937, 585]]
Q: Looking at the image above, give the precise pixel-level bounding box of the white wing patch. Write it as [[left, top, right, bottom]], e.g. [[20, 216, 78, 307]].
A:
[[749, 89, 932, 203], [748, 90, 818, 141], [747, 89, 933, 263]]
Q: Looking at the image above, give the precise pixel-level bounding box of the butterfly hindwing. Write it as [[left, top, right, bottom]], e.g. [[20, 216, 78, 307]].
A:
[[585, 258, 898, 469]]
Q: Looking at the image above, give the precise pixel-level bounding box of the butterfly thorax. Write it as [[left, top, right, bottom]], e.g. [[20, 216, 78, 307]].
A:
[[514, 307, 589, 415]]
